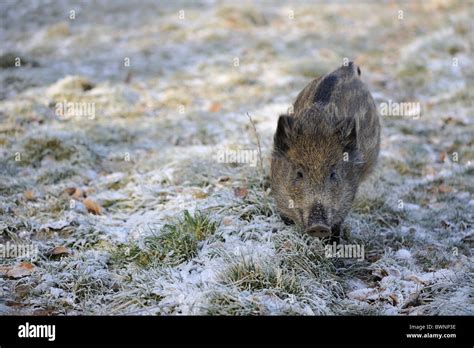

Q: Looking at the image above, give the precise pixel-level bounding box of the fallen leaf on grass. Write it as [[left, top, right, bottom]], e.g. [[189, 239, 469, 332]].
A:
[[6, 300, 24, 308], [84, 198, 102, 215], [442, 116, 465, 126], [73, 188, 84, 199], [217, 176, 230, 183], [24, 190, 35, 201], [372, 268, 389, 280], [0, 265, 11, 276], [347, 288, 378, 301], [15, 284, 31, 298], [209, 102, 222, 113], [192, 191, 208, 199], [40, 220, 72, 231], [441, 219, 452, 228], [5, 262, 35, 279], [64, 187, 76, 195], [405, 274, 430, 285], [234, 187, 248, 198], [64, 187, 85, 199], [426, 184, 453, 195], [388, 293, 401, 306], [401, 292, 421, 309], [47, 246, 70, 258], [222, 217, 233, 226], [438, 184, 453, 193], [33, 309, 57, 316]]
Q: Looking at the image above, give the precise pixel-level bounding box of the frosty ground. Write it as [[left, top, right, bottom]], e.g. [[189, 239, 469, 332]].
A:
[[0, 1, 473, 315]]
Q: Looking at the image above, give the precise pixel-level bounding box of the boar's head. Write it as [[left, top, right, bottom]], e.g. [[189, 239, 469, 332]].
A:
[[270, 109, 364, 238]]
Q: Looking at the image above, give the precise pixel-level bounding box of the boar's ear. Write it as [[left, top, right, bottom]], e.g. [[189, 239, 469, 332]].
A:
[[337, 117, 358, 151], [274, 115, 294, 154]]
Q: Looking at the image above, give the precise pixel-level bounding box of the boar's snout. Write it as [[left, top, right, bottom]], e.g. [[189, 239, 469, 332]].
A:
[[305, 224, 331, 238], [305, 203, 331, 237]]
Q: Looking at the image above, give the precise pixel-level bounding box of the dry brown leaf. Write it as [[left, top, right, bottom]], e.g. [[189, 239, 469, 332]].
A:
[[73, 188, 84, 199], [389, 293, 400, 306], [192, 191, 208, 199], [438, 184, 453, 193], [442, 116, 465, 126], [209, 102, 222, 113], [48, 246, 70, 258], [84, 198, 102, 215], [438, 151, 446, 162], [441, 219, 452, 228], [64, 187, 76, 195], [402, 292, 420, 309], [347, 288, 378, 301], [64, 187, 85, 199], [6, 262, 35, 279], [0, 265, 12, 275], [33, 309, 57, 316], [405, 274, 429, 285], [222, 217, 233, 226], [6, 300, 24, 308], [24, 190, 35, 201], [217, 176, 230, 183], [234, 187, 248, 198], [15, 284, 31, 298], [372, 268, 389, 279]]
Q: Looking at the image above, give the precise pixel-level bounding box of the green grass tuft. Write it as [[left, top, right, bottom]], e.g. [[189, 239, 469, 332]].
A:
[[206, 292, 262, 315], [111, 210, 218, 268], [221, 256, 301, 294], [19, 137, 76, 167]]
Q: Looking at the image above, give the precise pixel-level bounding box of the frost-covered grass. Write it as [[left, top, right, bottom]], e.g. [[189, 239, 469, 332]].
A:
[[111, 210, 218, 268], [0, 1, 473, 315]]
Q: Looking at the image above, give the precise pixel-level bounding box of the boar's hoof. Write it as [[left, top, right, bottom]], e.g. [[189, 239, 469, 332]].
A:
[[305, 224, 331, 238]]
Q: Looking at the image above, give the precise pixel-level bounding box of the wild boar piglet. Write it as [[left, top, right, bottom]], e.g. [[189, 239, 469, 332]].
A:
[[271, 62, 381, 241]]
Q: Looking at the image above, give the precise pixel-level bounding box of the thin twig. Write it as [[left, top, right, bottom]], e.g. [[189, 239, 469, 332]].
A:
[[246, 111, 273, 218], [246, 111, 265, 188]]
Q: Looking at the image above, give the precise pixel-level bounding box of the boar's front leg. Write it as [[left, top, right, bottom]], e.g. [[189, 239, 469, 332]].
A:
[[280, 214, 294, 225], [330, 224, 342, 243]]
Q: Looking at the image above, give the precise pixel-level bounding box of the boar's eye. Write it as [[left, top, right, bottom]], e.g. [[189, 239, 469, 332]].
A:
[[296, 169, 304, 180], [330, 171, 338, 181]]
